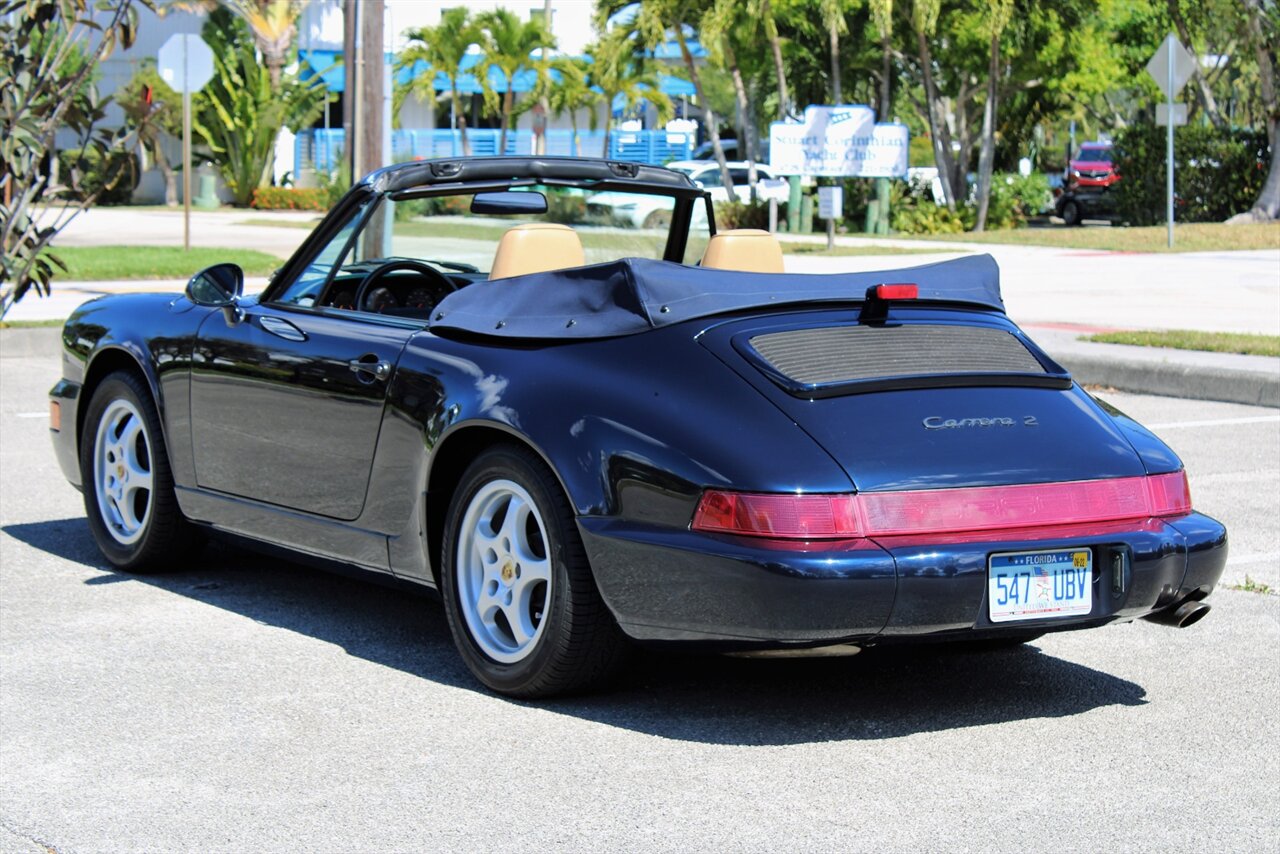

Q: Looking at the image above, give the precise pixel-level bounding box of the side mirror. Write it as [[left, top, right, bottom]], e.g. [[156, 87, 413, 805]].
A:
[[187, 263, 244, 306], [186, 263, 245, 325]]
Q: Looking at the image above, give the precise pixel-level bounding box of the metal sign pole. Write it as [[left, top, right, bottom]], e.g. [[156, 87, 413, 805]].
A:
[[183, 35, 191, 252], [1166, 39, 1175, 249]]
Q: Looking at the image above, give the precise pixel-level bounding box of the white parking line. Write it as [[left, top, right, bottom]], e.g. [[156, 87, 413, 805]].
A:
[[14, 412, 47, 419], [1147, 415, 1280, 430]]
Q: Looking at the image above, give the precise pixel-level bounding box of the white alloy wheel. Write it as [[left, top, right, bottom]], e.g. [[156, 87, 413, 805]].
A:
[[455, 479, 553, 664], [92, 398, 154, 546]]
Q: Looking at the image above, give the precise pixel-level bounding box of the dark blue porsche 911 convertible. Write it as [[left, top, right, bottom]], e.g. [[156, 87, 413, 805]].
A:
[[50, 156, 1227, 697]]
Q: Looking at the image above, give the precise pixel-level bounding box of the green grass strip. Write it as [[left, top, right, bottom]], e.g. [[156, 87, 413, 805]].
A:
[[50, 246, 282, 281], [1085, 329, 1280, 357]]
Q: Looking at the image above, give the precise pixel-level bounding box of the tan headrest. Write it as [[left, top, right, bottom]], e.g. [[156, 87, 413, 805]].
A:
[[489, 222, 586, 280], [700, 228, 785, 274]]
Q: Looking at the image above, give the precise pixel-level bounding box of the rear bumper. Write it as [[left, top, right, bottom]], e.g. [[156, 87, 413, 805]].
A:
[[579, 513, 1227, 647], [49, 379, 82, 490]]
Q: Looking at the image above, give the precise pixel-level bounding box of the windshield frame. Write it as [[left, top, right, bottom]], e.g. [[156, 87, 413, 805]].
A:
[[261, 177, 713, 306]]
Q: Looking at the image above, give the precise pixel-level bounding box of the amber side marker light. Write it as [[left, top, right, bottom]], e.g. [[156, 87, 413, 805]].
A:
[[692, 472, 1193, 540], [49, 400, 61, 432]]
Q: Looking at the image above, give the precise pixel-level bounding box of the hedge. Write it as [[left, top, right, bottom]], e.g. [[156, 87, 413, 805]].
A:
[[1112, 125, 1269, 225], [250, 186, 332, 211]]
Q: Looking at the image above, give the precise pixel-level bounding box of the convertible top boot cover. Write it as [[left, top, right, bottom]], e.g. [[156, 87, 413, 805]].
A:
[[431, 253, 1006, 340]]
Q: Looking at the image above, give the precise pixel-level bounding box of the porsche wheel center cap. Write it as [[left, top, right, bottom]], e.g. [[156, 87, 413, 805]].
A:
[[500, 561, 515, 583]]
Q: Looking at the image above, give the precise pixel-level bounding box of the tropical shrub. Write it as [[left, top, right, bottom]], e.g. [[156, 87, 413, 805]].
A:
[[714, 199, 773, 230], [250, 187, 330, 211], [56, 148, 137, 206], [192, 9, 329, 206], [1113, 125, 1269, 225]]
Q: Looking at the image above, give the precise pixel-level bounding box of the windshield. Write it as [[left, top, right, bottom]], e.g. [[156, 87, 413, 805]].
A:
[[351, 185, 710, 273], [1077, 148, 1112, 162], [272, 184, 711, 311]]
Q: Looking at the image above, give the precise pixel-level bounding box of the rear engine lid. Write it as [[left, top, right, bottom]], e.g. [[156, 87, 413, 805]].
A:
[[701, 310, 1146, 492], [744, 321, 1069, 397]]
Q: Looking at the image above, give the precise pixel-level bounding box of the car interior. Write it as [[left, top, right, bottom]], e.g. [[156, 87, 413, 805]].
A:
[[290, 185, 786, 321]]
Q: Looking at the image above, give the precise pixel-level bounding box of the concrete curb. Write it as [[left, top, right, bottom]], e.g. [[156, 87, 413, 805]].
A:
[[1027, 327, 1280, 409], [1049, 350, 1280, 408], [0, 327, 62, 359], [5, 324, 1279, 408]]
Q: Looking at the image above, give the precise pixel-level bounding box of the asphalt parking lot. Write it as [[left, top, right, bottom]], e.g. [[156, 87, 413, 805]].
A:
[[1, 337, 1277, 851]]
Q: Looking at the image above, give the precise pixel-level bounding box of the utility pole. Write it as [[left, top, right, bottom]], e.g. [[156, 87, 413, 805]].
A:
[[359, 0, 387, 255], [342, 0, 358, 179]]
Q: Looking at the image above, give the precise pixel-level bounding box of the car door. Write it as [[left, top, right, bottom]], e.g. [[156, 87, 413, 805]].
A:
[[189, 307, 416, 520], [187, 193, 417, 521]]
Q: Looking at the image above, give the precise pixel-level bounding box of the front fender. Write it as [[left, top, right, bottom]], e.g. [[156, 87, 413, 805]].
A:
[[62, 292, 213, 489]]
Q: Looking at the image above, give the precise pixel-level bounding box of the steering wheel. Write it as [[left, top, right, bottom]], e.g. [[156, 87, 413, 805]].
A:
[[354, 259, 457, 313]]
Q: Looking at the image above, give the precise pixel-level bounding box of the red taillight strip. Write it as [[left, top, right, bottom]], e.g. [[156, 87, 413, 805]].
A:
[[692, 472, 1191, 540]]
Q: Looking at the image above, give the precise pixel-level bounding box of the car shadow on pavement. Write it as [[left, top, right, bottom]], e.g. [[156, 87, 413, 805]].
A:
[[6, 518, 1148, 746]]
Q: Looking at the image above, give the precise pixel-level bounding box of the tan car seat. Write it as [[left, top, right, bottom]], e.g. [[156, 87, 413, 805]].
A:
[[489, 222, 586, 279], [700, 228, 785, 273]]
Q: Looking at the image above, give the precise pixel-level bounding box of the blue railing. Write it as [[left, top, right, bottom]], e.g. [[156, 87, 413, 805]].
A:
[[296, 128, 694, 174]]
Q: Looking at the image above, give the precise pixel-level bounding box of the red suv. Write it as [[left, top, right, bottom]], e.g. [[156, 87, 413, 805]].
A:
[[1067, 142, 1119, 189]]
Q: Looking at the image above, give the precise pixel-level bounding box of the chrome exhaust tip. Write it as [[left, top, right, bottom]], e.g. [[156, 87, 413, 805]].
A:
[[1144, 599, 1211, 628]]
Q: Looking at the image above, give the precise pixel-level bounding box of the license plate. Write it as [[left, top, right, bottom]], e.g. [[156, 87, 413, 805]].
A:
[[988, 548, 1092, 622]]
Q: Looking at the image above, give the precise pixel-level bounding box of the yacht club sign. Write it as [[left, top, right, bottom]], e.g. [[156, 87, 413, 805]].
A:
[[769, 105, 909, 178]]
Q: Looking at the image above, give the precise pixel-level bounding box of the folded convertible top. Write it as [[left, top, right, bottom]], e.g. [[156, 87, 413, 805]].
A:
[[430, 253, 1004, 340]]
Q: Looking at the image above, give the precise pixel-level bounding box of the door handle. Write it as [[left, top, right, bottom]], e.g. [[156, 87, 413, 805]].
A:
[[348, 356, 392, 382]]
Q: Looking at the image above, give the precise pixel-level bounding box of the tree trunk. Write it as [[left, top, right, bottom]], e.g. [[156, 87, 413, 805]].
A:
[[879, 35, 892, 119], [153, 141, 177, 207], [500, 88, 514, 154], [725, 40, 758, 200], [571, 114, 580, 157], [830, 21, 842, 103], [974, 32, 999, 232], [1168, 0, 1224, 128], [677, 29, 737, 202], [452, 85, 471, 156], [603, 118, 611, 159], [762, 0, 790, 119], [537, 0, 552, 155], [915, 28, 958, 209]]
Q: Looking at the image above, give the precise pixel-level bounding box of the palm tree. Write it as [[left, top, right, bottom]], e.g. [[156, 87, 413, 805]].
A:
[[701, 0, 760, 197], [169, 0, 303, 89], [820, 0, 850, 103], [546, 57, 601, 157], [627, 0, 738, 200], [869, 0, 893, 119], [587, 29, 673, 157], [974, 0, 1014, 232], [475, 8, 557, 155], [753, 0, 790, 120], [398, 8, 483, 155]]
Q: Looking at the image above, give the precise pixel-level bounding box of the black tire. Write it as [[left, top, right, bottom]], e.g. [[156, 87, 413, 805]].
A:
[[79, 370, 203, 572], [1060, 200, 1082, 226], [440, 444, 628, 698]]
